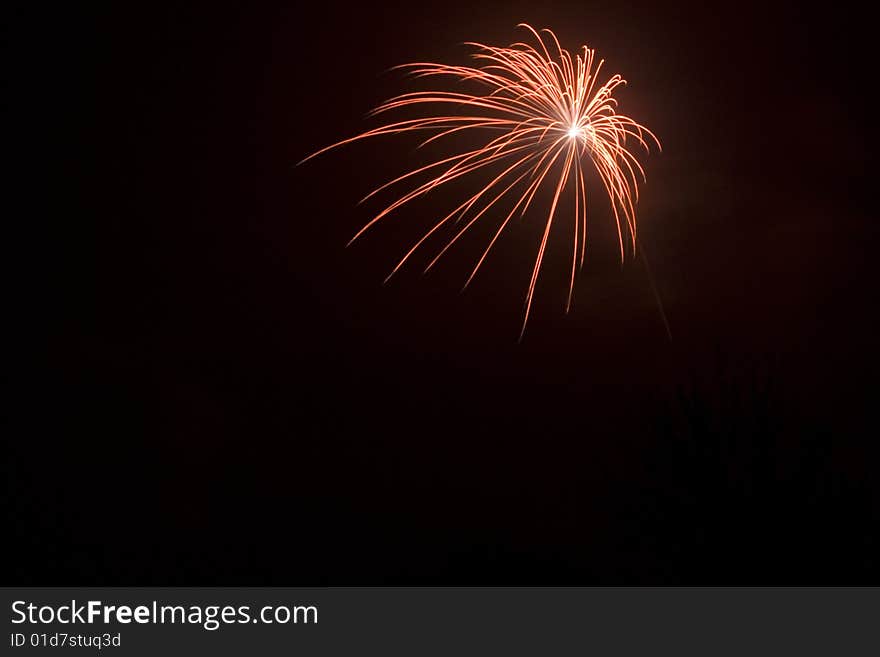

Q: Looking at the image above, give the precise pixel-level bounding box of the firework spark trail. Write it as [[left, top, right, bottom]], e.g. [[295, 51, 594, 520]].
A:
[[301, 24, 660, 337]]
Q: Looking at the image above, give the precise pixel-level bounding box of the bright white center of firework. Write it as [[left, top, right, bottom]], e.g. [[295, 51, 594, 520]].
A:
[[567, 125, 583, 139]]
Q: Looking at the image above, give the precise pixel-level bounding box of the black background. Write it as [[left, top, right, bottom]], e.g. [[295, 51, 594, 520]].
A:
[[13, 0, 880, 582]]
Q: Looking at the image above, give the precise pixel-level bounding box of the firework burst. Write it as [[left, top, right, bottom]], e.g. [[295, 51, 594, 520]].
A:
[[301, 24, 660, 337]]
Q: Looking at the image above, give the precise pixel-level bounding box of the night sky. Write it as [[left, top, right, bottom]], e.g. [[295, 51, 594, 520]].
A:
[[15, 1, 879, 582]]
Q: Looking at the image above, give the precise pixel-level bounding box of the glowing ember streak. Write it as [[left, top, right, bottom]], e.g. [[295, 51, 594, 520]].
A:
[[301, 24, 660, 337]]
